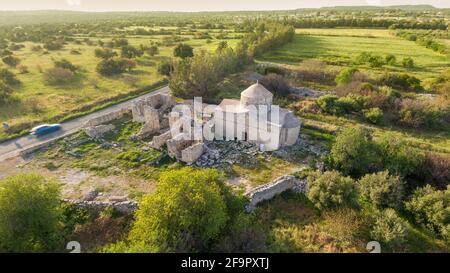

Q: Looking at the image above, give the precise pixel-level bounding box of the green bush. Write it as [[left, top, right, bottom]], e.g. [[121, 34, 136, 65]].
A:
[[370, 209, 408, 250], [173, 43, 194, 58], [377, 133, 424, 177], [335, 67, 358, 85], [0, 173, 63, 252], [358, 171, 405, 209], [385, 54, 397, 65], [337, 94, 369, 113], [316, 95, 342, 114], [109, 168, 229, 252], [54, 58, 78, 72], [44, 67, 75, 85], [363, 107, 383, 124], [405, 185, 450, 241], [328, 127, 380, 177], [307, 171, 358, 210], [0, 81, 13, 104], [0, 68, 21, 85], [402, 57, 415, 68], [380, 73, 422, 92]]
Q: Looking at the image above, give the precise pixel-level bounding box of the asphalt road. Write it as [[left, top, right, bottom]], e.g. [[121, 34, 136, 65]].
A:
[[0, 85, 170, 161]]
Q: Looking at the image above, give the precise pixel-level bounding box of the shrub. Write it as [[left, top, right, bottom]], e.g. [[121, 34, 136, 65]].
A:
[[0, 68, 20, 85], [328, 126, 380, 177], [173, 43, 194, 58], [316, 95, 342, 114], [259, 73, 290, 97], [377, 133, 424, 177], [385, 54, 397, 65], [263, 66, 284, 75], [415, 153, 450, 190], [157, 61, 173, 76], [335, 67, 358, 85], [307, 171, 358, 210], [2, 55, 20, 67], [358, 171, 405, 209], [122, 168, 229, 252], [121, 45, 144, 59], [397, 98, 445, 128], [54, 59, 77, 72], [380, 73, 422, 92], [337, 94, 369, 113], [43, 40, 64, 51], [405, 185, 450, 241], [370, 209, 408, 250], [0, 81, 13, 104], [0, 174, 63, 252], [146, 45, 159, 56], [402, 57, 414, 68], [363, 107, 383, 124], [94, 48, 117, 59], [44, 67, 75, 85], [96, 58, 135, 76]]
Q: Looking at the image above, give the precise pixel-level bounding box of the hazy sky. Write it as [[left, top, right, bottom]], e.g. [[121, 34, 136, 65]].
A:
[[0, 0, 448, 12]]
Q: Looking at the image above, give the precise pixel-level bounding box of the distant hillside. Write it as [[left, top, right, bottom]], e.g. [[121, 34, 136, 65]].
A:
[[321, 5, 436, 11]]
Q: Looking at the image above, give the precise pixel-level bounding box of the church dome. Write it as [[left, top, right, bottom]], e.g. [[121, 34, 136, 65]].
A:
[[240, 82, 273, 110]]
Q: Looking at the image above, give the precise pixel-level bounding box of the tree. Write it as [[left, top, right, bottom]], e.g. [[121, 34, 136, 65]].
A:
[[328, 126, 380, 177], [157, 60, 173, 76], [402, 57, 415, 68], [0, 173, 63, 252], [96, 58, 135, 76], [173, 43, 194, 58], [306, 171, 358, 210], [44, 67, 75, 85], [94, 48, 117, 59], [405, 185, 450, 241], [146, 45, 159, 56], [358, 171, 405, 209], [259, 73, 290, 97], [54, 59, 77, 72], [2, 55, 20, 67], [385, 54, 397, 65], [121, 45, 143, 59], [123, 168, 228, 252], [370, 209, 408, 250]]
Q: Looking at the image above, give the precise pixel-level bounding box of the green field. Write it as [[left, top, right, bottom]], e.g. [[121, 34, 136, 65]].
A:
[[0, 32, 241, 140], [260, 28, 449, 79]]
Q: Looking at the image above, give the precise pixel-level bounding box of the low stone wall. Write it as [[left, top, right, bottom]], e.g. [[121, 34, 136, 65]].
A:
[[84, 124, 115, 139], [181, 142, 205, 164], [63, 199, 137, 214], [83, 109, 130, 127], [245, 175, 307, 212], [149, 130, 172, 150]]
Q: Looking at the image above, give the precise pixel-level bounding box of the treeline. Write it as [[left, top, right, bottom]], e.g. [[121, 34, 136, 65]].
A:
[[395, 30, 449, 55], [289, 18, 448, 30], [169, 21, 295, 99]]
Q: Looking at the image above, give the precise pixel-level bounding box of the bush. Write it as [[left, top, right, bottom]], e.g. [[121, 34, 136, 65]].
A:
[[337, 94, 369, 113], [377, 133, 424, 177], [259, 73, 290, 97], [121, 45, 143, 59], [358, 171, 405, 209], [96, 58, 135, 76], [2, 55, 20, 67], [307, 171, 358, 210], [385, 54, 397, 65], [402, 57, 414, 68], [405, 185, 450, 241], [173, 43, 194, 58], [328, 127, 380, 177], [54, 59, 77, 72], [415, 153, 450, 190], [0, 81, 13, 104], [157, 61, 173, 76], [120, 168, 229, 252], [0, 174, 63, 252], [43, 41, 64, 51], [0, 68, 20, 85], [335, 67, 358, 85], [44, 67, 75, 85], [380, 73, 422, 92], [397, 98, 445, 129], [363, 107, 383, 124], [146, 46, 159, 56], [316, 95, 342, 114], [94, 48, 117, 59], [370, 209, 408, 250]]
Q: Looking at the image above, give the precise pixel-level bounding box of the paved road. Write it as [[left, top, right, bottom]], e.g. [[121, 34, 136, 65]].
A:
[[0, 86, 170, 161]]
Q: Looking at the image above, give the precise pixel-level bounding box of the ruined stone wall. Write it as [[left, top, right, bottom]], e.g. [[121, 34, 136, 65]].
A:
[[181, 142, 205, 164], [63, 199, 137, 214], [245, 175, 307, 212], [84, 109, 130, 127], [149, 130, 172, 150]]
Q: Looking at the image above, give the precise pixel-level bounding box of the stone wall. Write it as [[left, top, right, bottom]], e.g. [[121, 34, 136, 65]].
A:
[[245, 175, 307, 212], [181, 142, 205, 165], [149, 130, 172, 150], [83, 109, 130, 127], [84, 124, 115, 139], [63, 199, 137, 215]]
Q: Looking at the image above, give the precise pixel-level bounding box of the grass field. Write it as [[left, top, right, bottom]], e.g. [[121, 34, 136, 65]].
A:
[[260, 28, 449, 79], [0, 31, 241, 141]]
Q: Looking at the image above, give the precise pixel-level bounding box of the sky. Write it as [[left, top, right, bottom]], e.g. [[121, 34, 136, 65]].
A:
[[0, 0, 448, 12]]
